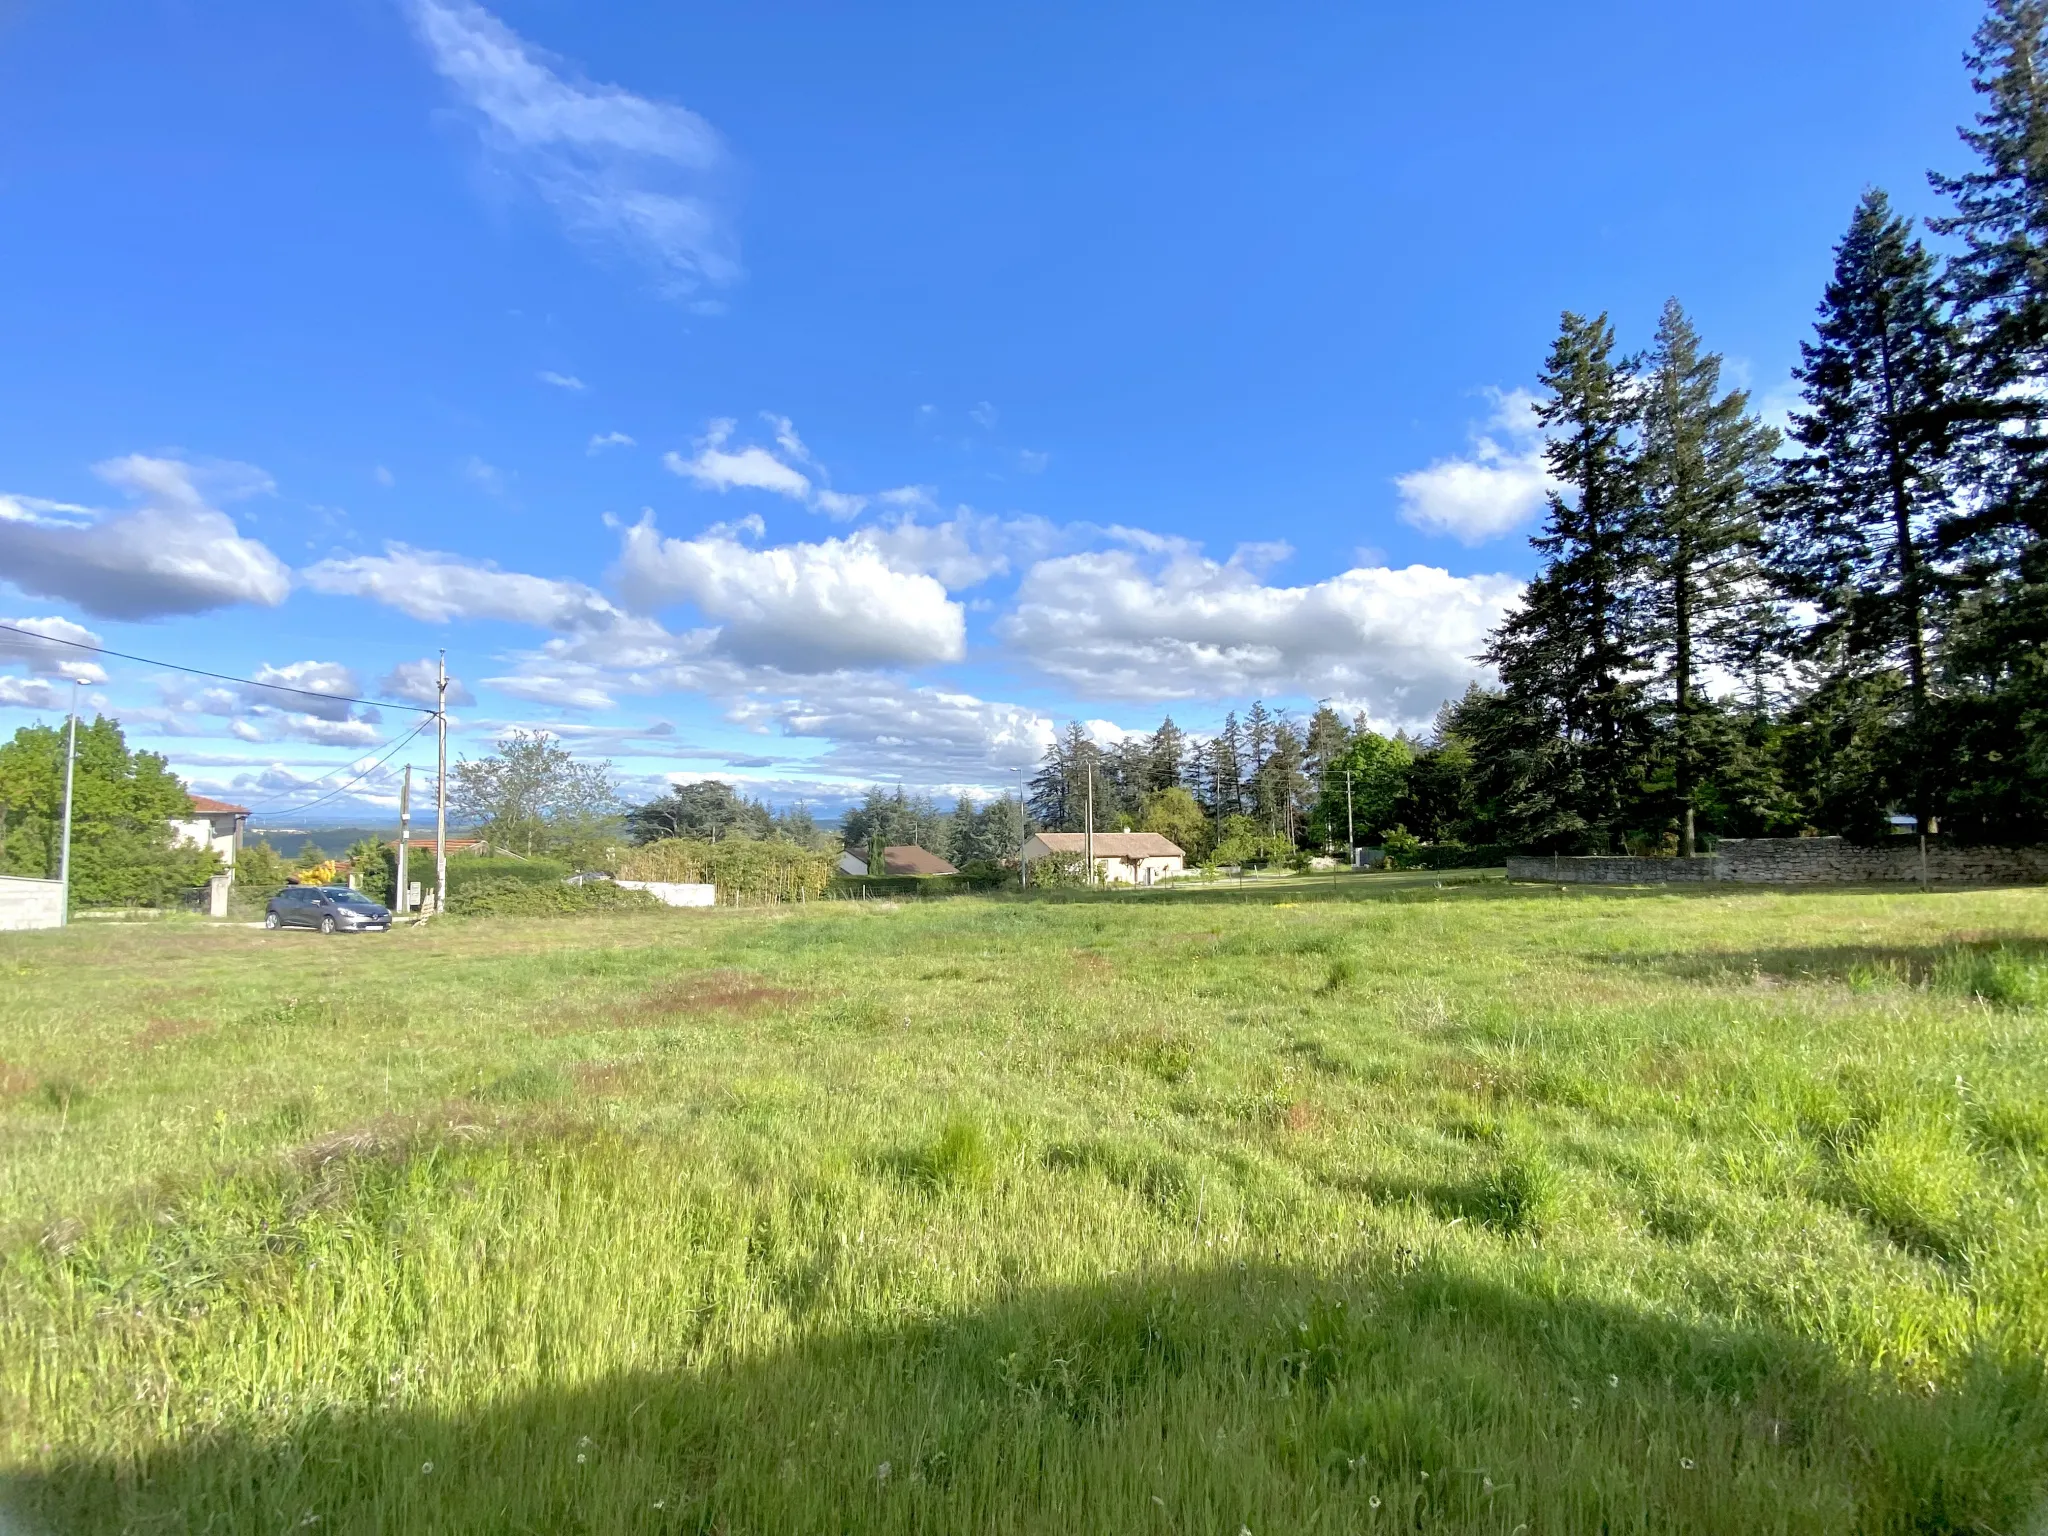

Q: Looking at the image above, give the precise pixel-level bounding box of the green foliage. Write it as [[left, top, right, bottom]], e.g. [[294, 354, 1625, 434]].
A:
[[0, 716, 216, 906], [1138, 786, 1208, 860], [444, 856, 571, 895], [344, 838, 395, 904], [626, 780, 823, 848], [1379, 825, 1424, 870], [452, 876, 660, 917], [617, 837, 835, 902], [449, 729, 621, 861], [234, 839, 288, 897], [1211, 814, 1293, 868], [1022, 847, 1089, 889], [1316, 731, 1411, 846]]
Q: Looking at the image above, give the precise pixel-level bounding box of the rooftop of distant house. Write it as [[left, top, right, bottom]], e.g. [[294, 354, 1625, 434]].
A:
[[185, 796, 250, 816], [880, 845, 957, 876], [1028, 832, 1184, 858]]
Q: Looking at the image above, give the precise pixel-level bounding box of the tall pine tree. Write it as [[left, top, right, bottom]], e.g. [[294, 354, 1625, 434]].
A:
[[1636, 300, 1779, 855], [1927, 0, 2048, 836], [1767, 189, 1956, 834], [1482, 312, 1648, 852]]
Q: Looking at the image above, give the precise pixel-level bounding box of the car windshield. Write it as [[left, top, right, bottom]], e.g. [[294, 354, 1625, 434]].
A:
[[331, 891, 380, 907]]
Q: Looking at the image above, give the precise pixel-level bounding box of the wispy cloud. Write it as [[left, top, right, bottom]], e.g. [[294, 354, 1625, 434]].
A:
[[407, 0, 738, 292], [587, 431, 636, 453], [537, 369, 586, 391]]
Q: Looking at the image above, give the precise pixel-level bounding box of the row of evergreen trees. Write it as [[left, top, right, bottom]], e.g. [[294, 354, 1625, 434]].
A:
[[1464, 1, 2048, 853]]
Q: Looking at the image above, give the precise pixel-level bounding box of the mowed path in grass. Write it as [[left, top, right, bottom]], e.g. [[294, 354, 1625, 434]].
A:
[[2, 878, 2045, 1533]]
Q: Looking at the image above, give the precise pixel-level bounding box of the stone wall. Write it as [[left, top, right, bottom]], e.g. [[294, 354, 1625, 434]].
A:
[[0, 876, 65, 931], [1506, 837, 2048, 887]]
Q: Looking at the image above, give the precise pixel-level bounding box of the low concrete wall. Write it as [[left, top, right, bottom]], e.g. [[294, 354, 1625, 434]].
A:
[[0, 876, 65, 931], [1507, 837, 2048, 886], [617, 879, 718, 907]]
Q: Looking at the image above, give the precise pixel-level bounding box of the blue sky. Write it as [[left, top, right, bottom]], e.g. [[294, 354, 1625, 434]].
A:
[[0, 0, 1984, 821]]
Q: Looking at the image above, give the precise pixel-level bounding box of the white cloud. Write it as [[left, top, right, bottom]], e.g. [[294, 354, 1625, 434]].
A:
[[852, 510, 1057, 590], [970, 401, 998, 428], [303, 544, 625, 629], [732, 681, 1057, 786], [407, 0, 736, 291], [664, 418, 812, 499], [0, 616, 107, 684], [373, 465, 397, 488], [588, 431, 636, 452], [538, 370, 586, 391], [615, 518, 965, 671], [380, 658, 476, 706], [662, 414, 880, 518], [0, 676, 62, 710], [245, 660, 362, 722], [1001, 541, 1522, 728], [0, 457, 290, 619], [1017, 449, 1049, 474], [1395, 387, 1554, 545]]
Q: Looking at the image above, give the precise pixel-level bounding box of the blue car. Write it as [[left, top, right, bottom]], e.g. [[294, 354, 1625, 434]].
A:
[[264, 885, 391, 934]]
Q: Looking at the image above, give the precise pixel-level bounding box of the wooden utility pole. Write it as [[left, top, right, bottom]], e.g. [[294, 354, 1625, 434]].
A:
[[57, 682, 79, 926], [395, 764, 412, 916], [434, 652, 448, 915]]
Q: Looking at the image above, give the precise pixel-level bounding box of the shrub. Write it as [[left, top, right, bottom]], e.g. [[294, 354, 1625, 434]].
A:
[[453, 876, 659, 917], [616, 838, 834, 902], [1381, 826, 1425, 870], [1023, 848, 1090, 889]]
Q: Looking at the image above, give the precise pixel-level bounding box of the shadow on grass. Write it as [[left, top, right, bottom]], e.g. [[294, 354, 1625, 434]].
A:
[[1603, 933, 2048, 1004], [8, 1250, 2042, 1534]]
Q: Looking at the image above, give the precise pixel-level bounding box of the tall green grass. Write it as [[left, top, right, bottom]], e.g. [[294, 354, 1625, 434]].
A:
[[2, 880, 2046, 1532]]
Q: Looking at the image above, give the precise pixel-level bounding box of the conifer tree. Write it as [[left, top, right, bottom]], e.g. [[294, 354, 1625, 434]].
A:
[[1482, 312, 1648, 851], [1767, 190, 1956, 833], [1144, 717, 1188, 791], [1636, 300, 1779, 855], [1927, 0, 2048, 836]]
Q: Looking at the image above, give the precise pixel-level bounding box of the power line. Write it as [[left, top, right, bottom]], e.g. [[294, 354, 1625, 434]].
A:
[[241, 715, 439, 818], [0, 621, 437, 715]]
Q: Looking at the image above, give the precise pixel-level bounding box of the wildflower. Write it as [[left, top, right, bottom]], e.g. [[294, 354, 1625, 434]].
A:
[[1570, 1396, 1582, 1410], [1368, 1495, 1381, 1510], [876, 1461, 891, 1483], [576, 1454, 586, 1465], [1680, 1457, 1695, 1470], [652, 1500, 666, 1510], [1607, 1374, 1619, 1388], [1152, 1496, 1166, 1507], [578, 1435, 592, 1449], [1482, 1478, 1495, 1495], [420, 1462, 433, 1475]]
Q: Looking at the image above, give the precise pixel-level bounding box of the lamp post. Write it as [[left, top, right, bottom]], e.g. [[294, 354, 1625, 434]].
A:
[[57, 682, 79, 926]]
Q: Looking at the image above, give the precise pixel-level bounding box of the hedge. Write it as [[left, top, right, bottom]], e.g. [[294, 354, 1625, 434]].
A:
[[617, 838, 836, 902], [453, 876, 660, 917]]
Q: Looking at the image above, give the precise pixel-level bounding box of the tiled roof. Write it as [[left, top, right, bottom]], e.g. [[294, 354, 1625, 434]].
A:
[[1029, 832, 1184, 858], [186, 795, 250, 815], [881, 844, 958, 876]]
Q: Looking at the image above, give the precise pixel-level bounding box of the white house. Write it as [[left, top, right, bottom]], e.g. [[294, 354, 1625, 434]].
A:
[[169, 795, 249, 917], [1023, 831, 1185, 886]]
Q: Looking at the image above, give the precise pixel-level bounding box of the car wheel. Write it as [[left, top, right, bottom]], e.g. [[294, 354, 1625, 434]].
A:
[[263, 911, 281, 929], [319, 915, 337, 934]]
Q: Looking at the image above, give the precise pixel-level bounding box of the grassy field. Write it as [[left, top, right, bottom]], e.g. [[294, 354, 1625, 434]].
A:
[[2, 874, 2045, 1534]]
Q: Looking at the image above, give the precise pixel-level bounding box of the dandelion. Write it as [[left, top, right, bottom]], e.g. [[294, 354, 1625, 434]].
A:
[[1368, 1495, 1381, 1510], [420, 1462, 433, 1476]]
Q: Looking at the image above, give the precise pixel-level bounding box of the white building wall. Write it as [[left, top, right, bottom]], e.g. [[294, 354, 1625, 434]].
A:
[[0, 876, 65, 931], [617, 880, 718, 907]]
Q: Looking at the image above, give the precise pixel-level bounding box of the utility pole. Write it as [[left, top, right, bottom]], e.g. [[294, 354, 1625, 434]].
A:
[[1085, 758, 1095, 887], [435, 651, 448, 915], [395, 764, 412, 917], [57, 682, 79, 926], [1017, 787, 1028, 891], [1345, 768, 1355, 866]]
